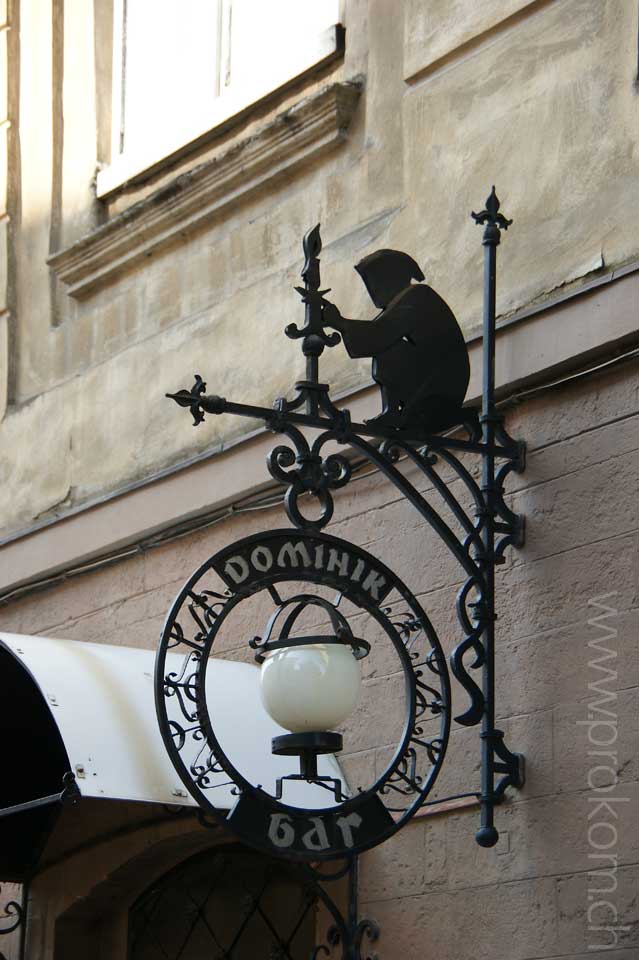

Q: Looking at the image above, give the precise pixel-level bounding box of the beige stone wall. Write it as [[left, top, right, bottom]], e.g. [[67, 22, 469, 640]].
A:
[[1, 0, 639, 536], [2, 356, 637, 957]]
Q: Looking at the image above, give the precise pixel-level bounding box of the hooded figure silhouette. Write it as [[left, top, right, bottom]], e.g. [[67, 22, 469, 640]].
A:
[[321, 249, 470, 435]]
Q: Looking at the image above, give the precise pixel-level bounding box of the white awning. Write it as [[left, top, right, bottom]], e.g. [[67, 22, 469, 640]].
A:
[[0, 633, 344, 879]]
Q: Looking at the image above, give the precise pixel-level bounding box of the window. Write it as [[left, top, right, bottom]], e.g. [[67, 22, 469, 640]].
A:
[[98, 0, 341, 197], [128, 847, 320, 959]]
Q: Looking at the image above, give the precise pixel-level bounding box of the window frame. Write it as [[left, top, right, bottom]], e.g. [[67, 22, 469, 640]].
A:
[[98, 0, 344, 200]]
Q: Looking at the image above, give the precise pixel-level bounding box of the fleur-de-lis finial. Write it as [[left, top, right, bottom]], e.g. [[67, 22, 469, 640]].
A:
[[471, 186, 513, 242], [166, 374, 207, 425]]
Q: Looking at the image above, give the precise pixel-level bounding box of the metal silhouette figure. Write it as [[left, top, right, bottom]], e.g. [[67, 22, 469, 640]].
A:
[[321, 249, 471, 435]]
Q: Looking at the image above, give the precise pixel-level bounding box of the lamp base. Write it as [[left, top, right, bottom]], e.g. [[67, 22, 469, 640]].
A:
[[272, 731, 343, 784], [272, 731, 343, 756]]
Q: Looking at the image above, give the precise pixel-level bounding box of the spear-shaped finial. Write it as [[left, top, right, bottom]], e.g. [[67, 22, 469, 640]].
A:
[[301, 223, 322, 286], [471, 186, 513, 244]]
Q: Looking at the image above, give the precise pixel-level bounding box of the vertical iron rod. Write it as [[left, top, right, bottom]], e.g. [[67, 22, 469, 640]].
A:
[[478, 224, 498, 847], [472, 186, 512, 848], [300, 225, 324, 418], [305, 351, 319, 417], [347, 856, 359, 960]]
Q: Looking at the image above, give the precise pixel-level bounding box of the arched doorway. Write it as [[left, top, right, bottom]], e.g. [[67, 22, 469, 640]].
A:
[[128, 846, 320, 960]]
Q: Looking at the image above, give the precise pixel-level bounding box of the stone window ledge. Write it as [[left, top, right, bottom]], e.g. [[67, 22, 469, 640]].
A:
[[47, 80, 362, 300]]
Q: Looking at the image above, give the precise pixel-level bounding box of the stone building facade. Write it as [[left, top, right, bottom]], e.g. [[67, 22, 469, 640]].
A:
[[0, 1, 638, 958]]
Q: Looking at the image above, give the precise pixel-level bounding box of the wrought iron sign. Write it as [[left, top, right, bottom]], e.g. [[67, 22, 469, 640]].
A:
[[160, 188, 525, 957], [157, 529, 449, 861]]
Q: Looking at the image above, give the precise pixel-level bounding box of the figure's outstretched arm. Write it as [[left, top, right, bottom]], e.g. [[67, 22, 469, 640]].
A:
[[322, 301, 403, 358]]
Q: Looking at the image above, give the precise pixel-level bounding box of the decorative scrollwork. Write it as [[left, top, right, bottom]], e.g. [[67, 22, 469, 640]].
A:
[[164, 651, 200, 723], [267, 444, 297, 483], [163, 646, 234, 796], [0, 888, 23, 946], [267, 425, 353, 531], [187, 589, 231, 635], [380, 748, 422, 797], [451, 579, 485, 727], [314, 913, 379, 960], [491, 730, 526, 797], [387, 609, 423, 654], [322, 452, 352, 489], [311, 911, 379, 960], [357, 434, 494, 726], [354, 918, 380, 960], [415, 444, 484, 559], [311, 924, 342, 960], [190, 739, 226, 789], [414, 670, 444, 718], [310, 944, 331, 959], [494, 456, 526, 561]]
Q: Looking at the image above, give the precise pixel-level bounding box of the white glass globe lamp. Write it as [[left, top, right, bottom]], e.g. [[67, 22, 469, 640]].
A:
[[260, 640, 361, 733], [254, 597, 369, 736]]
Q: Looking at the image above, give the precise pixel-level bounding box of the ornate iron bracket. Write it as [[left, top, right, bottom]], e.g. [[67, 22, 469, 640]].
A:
[[167, 191, 526, 944]]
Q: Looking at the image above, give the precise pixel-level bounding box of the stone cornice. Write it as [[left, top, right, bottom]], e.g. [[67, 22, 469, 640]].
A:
[[48, 81, 362, 299]]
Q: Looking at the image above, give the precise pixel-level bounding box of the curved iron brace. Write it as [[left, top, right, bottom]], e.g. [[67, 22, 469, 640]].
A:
[[339, 432, 485, 589], [375, 437, 495, 726], [260, 420, 504, 729], [263, 419, 496, 727], [412, 444, 484, 557]]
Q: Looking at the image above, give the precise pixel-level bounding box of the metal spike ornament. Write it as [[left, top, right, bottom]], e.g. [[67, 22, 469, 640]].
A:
[[471, 185, 513, 236]]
